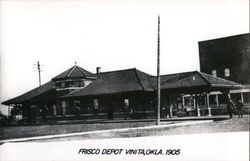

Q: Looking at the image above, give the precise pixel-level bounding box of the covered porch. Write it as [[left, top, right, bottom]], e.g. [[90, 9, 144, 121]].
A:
[[158, 71, 243, 118]]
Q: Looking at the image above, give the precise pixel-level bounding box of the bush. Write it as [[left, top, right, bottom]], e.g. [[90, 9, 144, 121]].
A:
[[0, 115, 10, 126]]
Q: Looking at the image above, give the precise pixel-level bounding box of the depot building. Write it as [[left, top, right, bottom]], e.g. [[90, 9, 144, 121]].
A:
[[2, 63, 243, 123]]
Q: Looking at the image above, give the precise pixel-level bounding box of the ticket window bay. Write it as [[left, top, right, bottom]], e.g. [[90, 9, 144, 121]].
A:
[[62, 101, 66, 116]]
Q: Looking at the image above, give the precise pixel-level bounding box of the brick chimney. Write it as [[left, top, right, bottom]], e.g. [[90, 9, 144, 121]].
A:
[[96, 67, 101, 74]]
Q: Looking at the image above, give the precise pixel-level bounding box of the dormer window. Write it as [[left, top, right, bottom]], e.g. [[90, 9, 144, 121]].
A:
[[224, 68, 230, 77], [212, 70, 217, 77], [61, 82, 65, 88], [80, 81, 85, 87], [68, 81, 77, 87]]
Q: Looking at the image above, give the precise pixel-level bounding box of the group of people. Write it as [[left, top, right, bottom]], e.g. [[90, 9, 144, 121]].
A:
[[227, 98, 244, 118]]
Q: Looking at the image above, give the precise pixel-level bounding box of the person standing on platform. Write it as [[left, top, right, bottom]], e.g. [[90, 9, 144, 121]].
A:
[[226, 98, 234, 118]]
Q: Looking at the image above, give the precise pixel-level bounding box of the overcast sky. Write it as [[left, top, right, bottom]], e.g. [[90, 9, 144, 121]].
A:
[[0, 0, 249, 114]]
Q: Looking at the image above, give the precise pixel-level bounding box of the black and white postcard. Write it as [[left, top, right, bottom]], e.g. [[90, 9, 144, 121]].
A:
[[0, 0, 249, 161]]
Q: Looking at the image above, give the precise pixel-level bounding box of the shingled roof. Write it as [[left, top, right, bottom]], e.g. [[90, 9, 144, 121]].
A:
[[2, 65, 96, 105], [2, 81, 54, 105], [150, 71, 241, 90], [64, 68, 153, 97], [52, 65, 96, 81], [2, 68, 242, 105]]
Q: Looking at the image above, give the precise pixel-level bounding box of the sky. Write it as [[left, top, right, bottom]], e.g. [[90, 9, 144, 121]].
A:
[[0, 0, 249, 115]]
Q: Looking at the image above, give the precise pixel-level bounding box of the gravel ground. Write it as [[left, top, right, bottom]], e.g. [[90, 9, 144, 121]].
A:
[[0, 121, 159, 140], [0, 115, 249, 141], [34, 115, 249, 142]]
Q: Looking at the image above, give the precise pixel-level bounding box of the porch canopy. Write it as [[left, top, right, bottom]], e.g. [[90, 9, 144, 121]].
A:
[[150, 71, 242, 117], [151, 71, 242, 94]]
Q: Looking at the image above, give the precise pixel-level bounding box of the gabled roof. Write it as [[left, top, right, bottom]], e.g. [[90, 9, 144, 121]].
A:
[[199, 72, 241, 88], [150, 71, 241, 90], [52, 65, 96, 81], [2, 81, 54, 105], [64, 68, 153, 97], [149, 71, 194, 87]]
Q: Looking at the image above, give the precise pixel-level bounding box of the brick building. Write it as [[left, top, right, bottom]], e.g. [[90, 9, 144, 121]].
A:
[[198, 33, 250, 111]]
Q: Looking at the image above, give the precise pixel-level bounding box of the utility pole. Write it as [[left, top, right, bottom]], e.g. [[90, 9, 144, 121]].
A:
[[156, 15, 161, 125], [34, 61, 42, 86]]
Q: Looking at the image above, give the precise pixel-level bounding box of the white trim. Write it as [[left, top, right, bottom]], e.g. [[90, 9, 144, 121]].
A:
[[56, 87, 85, 91], [229, 88, 250, 93], [67, 65, 77, 77], [209, 88, 250, 95]]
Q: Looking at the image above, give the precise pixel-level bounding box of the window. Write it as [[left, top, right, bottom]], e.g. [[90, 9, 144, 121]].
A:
[[93, 99, 99, 110], [62, 101, 66, 115], [56, 82, 61, 88], [52, 104, 57, 116], [68, 81, 74, 87], [74, 100, 81, 113], [224, 68, 230, 77], [68, 81, 81, 87], [62, 101, 66, 108], [61, 82, 65, 88], [80, 81, 85, 87], [124, 99, 129, 110], [74, 100, 80, 107], [212, 70, 217, 77], [209, 95, 217, 105]]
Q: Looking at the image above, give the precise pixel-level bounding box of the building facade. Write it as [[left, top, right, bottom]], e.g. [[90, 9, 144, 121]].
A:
[[2, 64, 241, 123], [199, 33, 250, 112]]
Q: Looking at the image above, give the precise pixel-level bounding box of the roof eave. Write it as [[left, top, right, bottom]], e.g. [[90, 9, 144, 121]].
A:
[[210, 84, 243, 89], [62, 89, 152, 98]]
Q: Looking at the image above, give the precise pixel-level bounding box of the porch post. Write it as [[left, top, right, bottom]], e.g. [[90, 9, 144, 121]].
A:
[[8, 105, 11, 116], [195, 95, 201, 117], [241, 92, 244, 103], [206, 93, 212, 116], [192, 97, 195, 108], [182, 96, 185, 108], [216, 94, 219, 108], [193, 96, 197, 109]]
